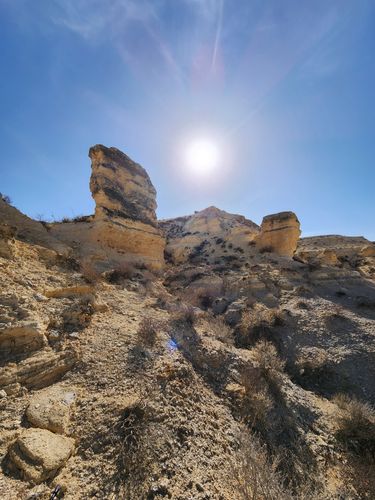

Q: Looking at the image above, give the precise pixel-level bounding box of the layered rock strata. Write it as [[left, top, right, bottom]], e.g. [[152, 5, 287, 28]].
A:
[[51, 145, 165, 271], [255, 211, 301, 256]]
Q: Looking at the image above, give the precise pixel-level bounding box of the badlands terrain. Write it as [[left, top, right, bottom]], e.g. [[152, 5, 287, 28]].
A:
[[0, 145, 374, 499]]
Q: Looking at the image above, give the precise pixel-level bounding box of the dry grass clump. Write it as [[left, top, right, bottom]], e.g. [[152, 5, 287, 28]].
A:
[[105, 261, 137, 283], [170, 306, 197, 327], [333, 393, 375, 453], [136, 317, 160, 348], [259, 245, 274, 254], [294, 349, 329, 379], [208, 315, 233, 344], [184, 281, 224, 309], [231, 432, 288, 500], [235, 305, 286, 348], [252, 340, 285, 382], [80, 260, 102, 284], [238, 368, 273, 431]]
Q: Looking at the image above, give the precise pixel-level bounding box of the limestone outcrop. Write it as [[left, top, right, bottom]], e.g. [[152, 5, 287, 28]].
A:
[[89, 145, 157, 226], [255, 211, 301, 256], [26, 385, 76, 434], [160, 206, 260, 264], [51, 145, 165, 271]]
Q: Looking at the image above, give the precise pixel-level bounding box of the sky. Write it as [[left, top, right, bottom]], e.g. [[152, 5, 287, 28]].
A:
[[0, 0, 374, 240]]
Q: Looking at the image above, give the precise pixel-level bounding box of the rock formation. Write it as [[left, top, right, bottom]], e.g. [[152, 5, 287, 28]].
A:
[[160, 206, 260, 264], [50, 145, 165, 271], [255, 211, 301, 256], [8, 428, 75, 484], [89, 145, 157, 226], [3, 143, 375, 498]]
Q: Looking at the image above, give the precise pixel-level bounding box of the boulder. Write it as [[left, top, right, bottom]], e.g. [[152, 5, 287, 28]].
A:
[[26, 386, 76, 434], [8, 428, 75, 484], [256, 211, 301, 257]]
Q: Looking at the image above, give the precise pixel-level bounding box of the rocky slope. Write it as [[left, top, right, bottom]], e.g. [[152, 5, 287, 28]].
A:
[[0, 145, 375, 499]]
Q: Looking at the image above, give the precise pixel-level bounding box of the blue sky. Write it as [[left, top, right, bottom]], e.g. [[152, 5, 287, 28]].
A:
[[0, 0, 374, 239]]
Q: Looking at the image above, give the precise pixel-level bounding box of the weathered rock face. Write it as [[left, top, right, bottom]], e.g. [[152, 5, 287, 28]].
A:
[[89, 144, 157, 226], [0, 198, 70, 256], [51, 145, 165, 271], [256, 211, 301, 256], [160, 206, 260, 264]]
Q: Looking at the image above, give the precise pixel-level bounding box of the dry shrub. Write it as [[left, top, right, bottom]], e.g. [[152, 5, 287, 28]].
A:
[[116, 395, 154, 496], [207, 315, 233, 344], [170, 306, 196, 327], [295, 349, 329, 377], [80, 260, 101, 284], [259, 245, 274, 254], [238, 368, 273, 431], [232, 431, 288, 500], [183, 280, 224, 309], [62, 294, 96, 331], [333, 393, 375, 453], [136, 317, 160, 348], [252, 341, 285, 382], [106, 261, 137, 283], [235, 305, 286, 348]]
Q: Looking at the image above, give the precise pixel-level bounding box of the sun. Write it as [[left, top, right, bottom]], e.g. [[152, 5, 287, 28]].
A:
[[185, 138, 220, 176]]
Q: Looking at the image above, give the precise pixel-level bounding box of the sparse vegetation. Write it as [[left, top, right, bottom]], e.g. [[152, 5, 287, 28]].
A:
[[80, 260, 102, 284], [259, 245, 274, 254], [105, 261, 137, 283], [0, 192, 12, 205], [232, 431, 288, 500], [136, 317, 160, 348], [235, 306, 286, 348], [333, 393, 375, 453], [252, 340, 285, 382]]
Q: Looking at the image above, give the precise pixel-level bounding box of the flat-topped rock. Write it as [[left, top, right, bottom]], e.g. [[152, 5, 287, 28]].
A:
[[8, 428, 75, 484], [256, 211, 301, 257], [26, 385, 76, 434]]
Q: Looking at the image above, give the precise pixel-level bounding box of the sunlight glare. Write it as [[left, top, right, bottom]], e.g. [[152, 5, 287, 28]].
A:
[[185, 138, 220, 176]]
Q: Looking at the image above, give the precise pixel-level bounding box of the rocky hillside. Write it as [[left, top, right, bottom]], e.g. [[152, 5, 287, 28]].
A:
[[0, 145, 374, 499]]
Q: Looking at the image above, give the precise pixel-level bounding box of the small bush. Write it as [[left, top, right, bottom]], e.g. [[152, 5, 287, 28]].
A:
[[259, 245, 274, 254], [105, 262, 137, 283], [206, 315, 233, 344], [171, 306, 196, 327], [231, 431, 288, 500], [0, 193, 12, 205], [136, 317, 159, 348], [235, 306, 286, 348], [80, 260, 101, 284], [333, 394, 375, 453], [252, 341, 285, 382]]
